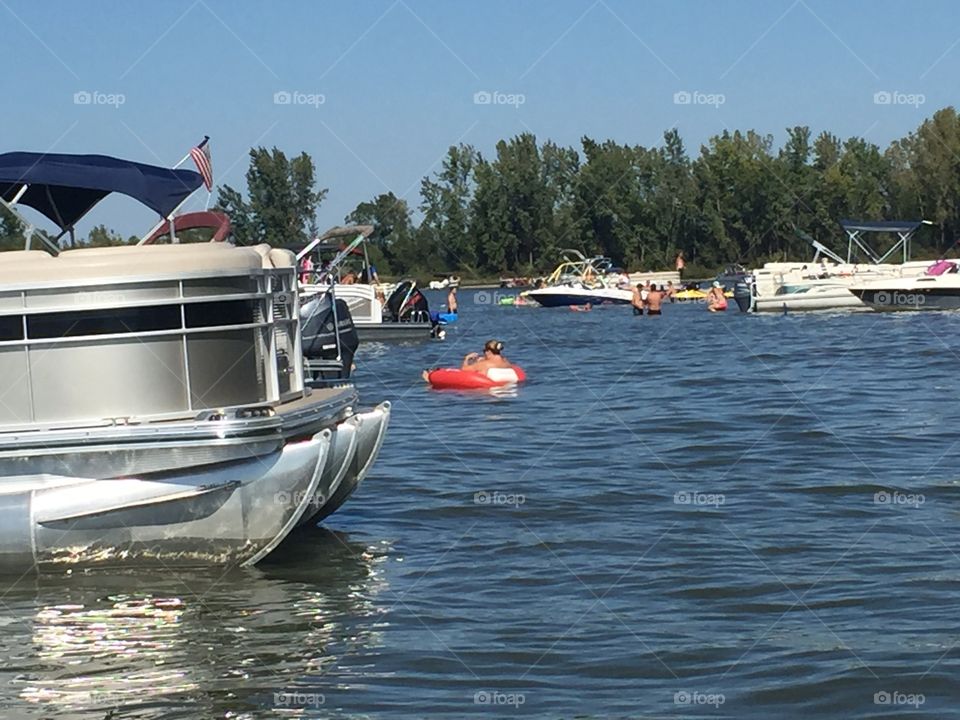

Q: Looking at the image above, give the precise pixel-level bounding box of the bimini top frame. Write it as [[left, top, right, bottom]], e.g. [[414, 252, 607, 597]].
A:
[[0, 152, 203, 253], [839, 219, 927, 264], [295, 225, 375, 282]]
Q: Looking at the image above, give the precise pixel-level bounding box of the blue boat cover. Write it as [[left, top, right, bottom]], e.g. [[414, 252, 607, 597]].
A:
[[840, 220, 923, 233], [0, 152, 203, 231]]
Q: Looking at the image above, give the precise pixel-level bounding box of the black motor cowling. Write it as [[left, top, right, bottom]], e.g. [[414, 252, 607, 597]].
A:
[[301, 292, 359, 382], [386, 280, 431, 323]]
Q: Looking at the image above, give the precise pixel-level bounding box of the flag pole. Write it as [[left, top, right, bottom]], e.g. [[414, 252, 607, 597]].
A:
[[137, 137, 210, 245]]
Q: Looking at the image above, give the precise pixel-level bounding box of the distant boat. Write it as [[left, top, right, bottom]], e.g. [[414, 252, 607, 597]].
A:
[[296, 225, 442, 341], [850, 259, 960, 311], [737, 221, 932, 312], [523, 250, 634, 307]]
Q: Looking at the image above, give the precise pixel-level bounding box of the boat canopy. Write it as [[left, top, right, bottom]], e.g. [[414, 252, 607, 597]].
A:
[[0, 152, 203, 233], [840, 220, 923, 234], [839, 219, 926, 264]]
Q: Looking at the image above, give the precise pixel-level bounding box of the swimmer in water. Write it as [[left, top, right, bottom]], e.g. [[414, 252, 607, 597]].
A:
[[707, 281, 728, 312], [646, 284, 663, 315]]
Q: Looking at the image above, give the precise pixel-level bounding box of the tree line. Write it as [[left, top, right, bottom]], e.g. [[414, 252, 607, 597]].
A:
[[3, 107, 960, 278]]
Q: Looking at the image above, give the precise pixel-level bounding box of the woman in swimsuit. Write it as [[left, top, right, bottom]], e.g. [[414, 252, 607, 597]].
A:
[[707, 281, 728, 312], [422, 340, 511, 381]]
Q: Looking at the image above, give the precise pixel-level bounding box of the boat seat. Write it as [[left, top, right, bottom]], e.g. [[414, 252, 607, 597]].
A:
[[0, 250, 56, 263], [0, 243, 264, 284], [249, 244, 295, 269]]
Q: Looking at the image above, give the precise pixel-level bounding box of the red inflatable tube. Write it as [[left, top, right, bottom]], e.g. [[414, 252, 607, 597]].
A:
[[427, 367, 526, 390]]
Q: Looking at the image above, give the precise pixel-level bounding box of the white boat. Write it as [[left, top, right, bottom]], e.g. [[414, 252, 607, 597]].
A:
[[740, 221, 931, 312], [850, 259, 960, 311], [297, 226, 443, 341], [0, 151, 390, 572], [523, 250, 636, 307]]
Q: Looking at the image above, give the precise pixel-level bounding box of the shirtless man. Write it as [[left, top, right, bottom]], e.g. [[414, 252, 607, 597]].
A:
[[447, 286, 458, 314], [664, 280, 676, 302], [646, 284, 664, 315], [631, 283, 645, 315]]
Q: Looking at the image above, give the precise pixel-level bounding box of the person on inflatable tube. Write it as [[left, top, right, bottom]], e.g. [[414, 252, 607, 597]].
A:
[[421, 339, 512, 382]]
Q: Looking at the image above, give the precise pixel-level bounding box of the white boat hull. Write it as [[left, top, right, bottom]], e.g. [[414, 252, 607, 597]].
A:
[[753, 285, 869, 312], [851, 273, 960, 311], [524, 285, 633, 307]]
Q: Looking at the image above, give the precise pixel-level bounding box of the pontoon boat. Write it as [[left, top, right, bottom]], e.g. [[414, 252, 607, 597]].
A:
[[0, 151, 390, 572], [297, 226, 442, 341]]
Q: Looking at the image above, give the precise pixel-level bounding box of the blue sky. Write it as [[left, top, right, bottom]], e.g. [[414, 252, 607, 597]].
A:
[[1, 0, 957, 238]]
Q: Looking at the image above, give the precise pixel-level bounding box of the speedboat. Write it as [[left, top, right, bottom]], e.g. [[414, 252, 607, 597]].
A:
[[523, 250, 634, 307], [0, 150, 390, 572], [850, 259, 960, 311], [297, 225, 443, 341]]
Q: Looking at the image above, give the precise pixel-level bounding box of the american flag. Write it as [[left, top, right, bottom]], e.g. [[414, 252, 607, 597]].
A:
[[190, 136, 213, 191]]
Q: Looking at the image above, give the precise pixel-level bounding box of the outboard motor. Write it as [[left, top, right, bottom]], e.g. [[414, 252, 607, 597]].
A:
[[734, 278, 754, 312], [385, 280, 431, 322], [386, 280, 444, 338], [301, 291, 359, 383]]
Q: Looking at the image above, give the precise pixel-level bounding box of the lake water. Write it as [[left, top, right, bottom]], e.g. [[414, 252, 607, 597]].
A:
[[2, 290, 959, 718]]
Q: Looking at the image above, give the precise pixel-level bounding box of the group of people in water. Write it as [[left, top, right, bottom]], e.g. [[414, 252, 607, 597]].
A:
[[630, 278, 727, 314], [631, 281, 671, 315]]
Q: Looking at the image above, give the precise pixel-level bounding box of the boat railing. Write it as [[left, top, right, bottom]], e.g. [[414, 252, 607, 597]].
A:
[[0, 251, 305, 430]]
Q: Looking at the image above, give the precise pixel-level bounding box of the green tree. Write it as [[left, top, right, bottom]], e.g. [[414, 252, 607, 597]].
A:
[[86, 224, 128, 247], [346, 192, 427, 275], [419, 144, 479, 271], [0, 207, 25, 251], [217, 147, 328, 246]]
